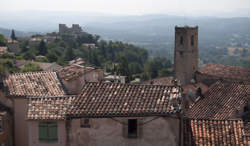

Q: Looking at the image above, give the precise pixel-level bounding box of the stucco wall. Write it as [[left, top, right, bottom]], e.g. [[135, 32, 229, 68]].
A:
[[28, 121, 66, 146], [14, 98, 28, 146], [69, 117, 180, 146]]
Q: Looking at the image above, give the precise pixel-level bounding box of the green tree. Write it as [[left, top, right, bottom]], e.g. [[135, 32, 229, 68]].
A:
[[11, 29, 17, 41], [23, 51, 35, 60], [0, 34, 7, 46], [37, 40, 48, 55], [158, 68, 171, 77], [117, 56, 132, 82], [21, 63, 41, 73], [64, 47, 75, 61], [46, 52, 58, 62]]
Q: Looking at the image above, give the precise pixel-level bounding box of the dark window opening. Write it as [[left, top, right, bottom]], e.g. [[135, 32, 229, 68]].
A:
[[80, 118, 91, 128], [191, 35, 194, 46], [244, 105, 249, 112], [179, 51, 183, 56], [128, 119, 137, 138], [180, 36, 183, 45]]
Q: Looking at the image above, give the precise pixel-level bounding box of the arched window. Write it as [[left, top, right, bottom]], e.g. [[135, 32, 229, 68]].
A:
[[191, 35, 194, 46], [180, 36, 183, 45]]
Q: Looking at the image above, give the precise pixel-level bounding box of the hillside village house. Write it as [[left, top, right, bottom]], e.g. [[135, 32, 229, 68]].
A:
[[26, 82, 183, 146], [3, 72, 67, 146], [0, 47, 8, 56], [56, 64, 103, 95], [27, 96, 76, 146]]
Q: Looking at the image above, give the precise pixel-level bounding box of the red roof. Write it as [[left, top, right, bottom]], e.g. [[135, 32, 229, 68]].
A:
[[198, 64, 250, 83], [187, 81, 250, 120], [183, 118, 250, 145], [27, 96, 76, 120], [4, 72, 66, 97], [68, 82, 182, 118], [142, 77, 174, 86]]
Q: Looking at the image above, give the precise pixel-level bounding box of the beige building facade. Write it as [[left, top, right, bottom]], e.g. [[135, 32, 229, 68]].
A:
[[69, 117, 180, 146]]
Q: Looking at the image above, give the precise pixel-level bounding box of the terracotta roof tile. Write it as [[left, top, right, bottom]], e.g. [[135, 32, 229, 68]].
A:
[[244, 120, 250, 137], [57, 64, 95, 81], [198, 64, 250, 83], [183, 119, 250, 145], [68, 82, 182, 118], [187, 81, 250, 120], [4, 72, 66, 97], [142, 77, 174, 86], [0, 46, 8, 55], [27, 96, 76, 120]]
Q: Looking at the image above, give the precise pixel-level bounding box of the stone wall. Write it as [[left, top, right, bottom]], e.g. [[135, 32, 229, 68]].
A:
[[69, 117, 180, 146], [59, 24, 83, 35], [174, 26, 198, 85]]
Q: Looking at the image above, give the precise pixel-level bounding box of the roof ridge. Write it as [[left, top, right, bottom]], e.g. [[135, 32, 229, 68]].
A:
[[26, 95, 77, 99], [7, 71, 56, 76], [84, 81, 180, 88]]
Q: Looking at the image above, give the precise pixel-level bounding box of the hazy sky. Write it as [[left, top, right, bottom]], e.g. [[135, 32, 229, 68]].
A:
[[1, 0, 250, 16]]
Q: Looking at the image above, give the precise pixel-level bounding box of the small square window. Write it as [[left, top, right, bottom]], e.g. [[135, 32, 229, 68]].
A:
[[128, 119, 137, 138], [80, 118, 91, 128]]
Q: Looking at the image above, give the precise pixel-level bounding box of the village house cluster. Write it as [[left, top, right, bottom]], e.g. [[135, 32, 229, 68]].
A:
[[0, 26, 249, 146]]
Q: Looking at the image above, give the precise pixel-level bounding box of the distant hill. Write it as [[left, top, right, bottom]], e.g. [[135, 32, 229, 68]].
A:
[[0, 13, 250, 67], [0, 27, 38, 38]]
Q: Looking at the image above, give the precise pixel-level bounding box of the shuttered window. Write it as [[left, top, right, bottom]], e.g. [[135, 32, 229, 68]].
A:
[[39, 122, 58, 142]]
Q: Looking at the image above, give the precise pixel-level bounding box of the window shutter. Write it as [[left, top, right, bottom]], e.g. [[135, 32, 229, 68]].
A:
[[48, 123, 58, 142], [39, 123, 48, 141]]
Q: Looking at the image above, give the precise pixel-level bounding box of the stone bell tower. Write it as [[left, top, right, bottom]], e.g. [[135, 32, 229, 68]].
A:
[[174, 26, 198, 85]]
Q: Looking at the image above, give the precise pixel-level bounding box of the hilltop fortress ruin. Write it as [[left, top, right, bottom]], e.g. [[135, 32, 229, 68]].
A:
[[59, 24, 85, 37]]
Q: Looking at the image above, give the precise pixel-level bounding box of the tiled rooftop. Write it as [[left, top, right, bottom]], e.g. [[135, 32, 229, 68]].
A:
[[187, 81, 250, 120], [183, 119, 250, 145], [57, 64, 95, 81], [197, 64, 250, 82], [27, 96, 76, 120], [68, 82, 182, 118], [182, 82, 208, 95], [4, 72, 66, 97], [244, 120, 250, 137], [142, 77, 174, 86], [0, 46, 8, 55]]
